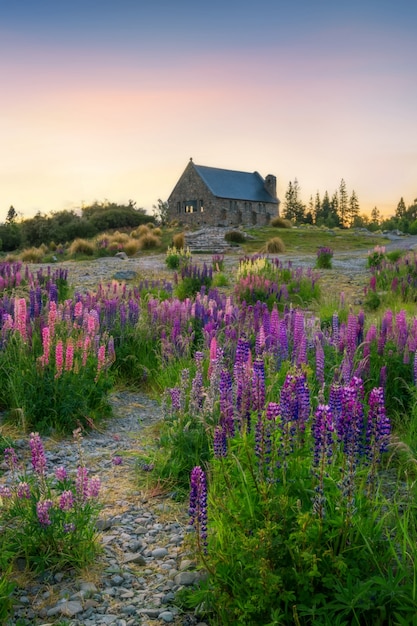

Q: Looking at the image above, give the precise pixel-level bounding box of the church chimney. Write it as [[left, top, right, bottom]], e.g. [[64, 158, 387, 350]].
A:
[[264, 174, 277, 199]]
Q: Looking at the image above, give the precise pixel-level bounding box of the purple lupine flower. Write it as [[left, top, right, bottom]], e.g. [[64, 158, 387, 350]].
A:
[[63, 523, 76, 533], [169, 387, 182, 412], [0, 485, 12, 498], [252, 358, 266, 416], [380, 365, 387, 388], [55, 466, 68, 481], [332, 313, 339, 344], [75, 466, 89, 502], [315, 336, 325, 387], [311, 404, 334, 519], [4, 447, 19, 471], [213, 425, 227, 458], [16, 482, 31, 499], [59, 490, 74, 511], [36, 499, 54, 526], [190, 351, 204, 415], [189, 466, 208, 553], [366, 387, 391, 459], [219, 370, 235, 436], [112, 456, 123, 466], [29, 432, 47, 477], [88, 476, 101, 498]]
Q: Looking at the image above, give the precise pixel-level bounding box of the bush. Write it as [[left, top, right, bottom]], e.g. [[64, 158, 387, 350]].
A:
[[20, 246, 46, 263], [316, 246, 334, 269], [123, 239, 140, 256], [68, 238, 95, 256], [225, 230, 246, 244], [263, 236, 286, 254], [270, 216, 292, 228], [173, 232, 185, 250], [137, 233, 161, 250]]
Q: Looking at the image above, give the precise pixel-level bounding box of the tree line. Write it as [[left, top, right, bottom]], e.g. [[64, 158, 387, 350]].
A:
[[0, 201, 153, 252], [282, 178, 417, 233]]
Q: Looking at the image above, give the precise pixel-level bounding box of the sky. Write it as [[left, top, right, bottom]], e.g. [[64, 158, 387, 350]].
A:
[[1, 0, 416, 221]]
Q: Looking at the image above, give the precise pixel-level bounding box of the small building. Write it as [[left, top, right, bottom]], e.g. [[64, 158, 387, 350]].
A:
[[167, 159, 280, 227]]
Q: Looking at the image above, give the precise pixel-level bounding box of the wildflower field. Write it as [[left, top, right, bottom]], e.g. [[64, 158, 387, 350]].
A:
[[1, 244, 417, 625]]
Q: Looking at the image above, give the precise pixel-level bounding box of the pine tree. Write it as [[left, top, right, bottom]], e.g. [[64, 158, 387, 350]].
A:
[[348, 190, 360, 227], [396, 197, 407, 219], [370, 206, 380, 225], [283, 179, 305, 223], [338, 179, 349, 228]]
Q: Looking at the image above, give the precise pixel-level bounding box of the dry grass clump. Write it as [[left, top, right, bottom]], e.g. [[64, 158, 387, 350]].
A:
[[123, 239, 141, 256], [20, 246, 47, 262], [137, 233, 161, 250], [109, 231, 130, 244], [263, 237, 286, 254], [225, 230, 246, 244], [270, 216, 292, 228], [172, 232, 185, 250], [68, 238, 95, 256], [131, 225, 151, 239], [146, 222, 155, 229], [153, 227, 162, 237]]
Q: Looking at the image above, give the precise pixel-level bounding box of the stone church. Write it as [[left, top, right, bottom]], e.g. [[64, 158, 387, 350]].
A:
[[167, 159, 280, 227]]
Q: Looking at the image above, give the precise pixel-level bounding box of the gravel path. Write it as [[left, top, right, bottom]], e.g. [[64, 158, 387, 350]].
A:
[[3, 393, 206, 626]]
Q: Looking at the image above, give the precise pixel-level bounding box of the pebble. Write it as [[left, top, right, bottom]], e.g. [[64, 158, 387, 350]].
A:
[[3, 391, 206, 626]]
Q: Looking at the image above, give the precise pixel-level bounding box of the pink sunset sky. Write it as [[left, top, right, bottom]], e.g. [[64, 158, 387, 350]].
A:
[[0, 0, 416, 220]]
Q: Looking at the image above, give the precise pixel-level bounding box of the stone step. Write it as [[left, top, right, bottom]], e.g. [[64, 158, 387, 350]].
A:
[[184, 227, 240, 253]]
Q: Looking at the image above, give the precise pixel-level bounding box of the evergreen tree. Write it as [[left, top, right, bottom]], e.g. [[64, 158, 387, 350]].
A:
[[370, 206, 380, 225], [347, 190, 360, 227], [314, 192, 321, 224], [338, 179, 349, 228], [396, 197, 407, 219], [283, 179, 305, 223]]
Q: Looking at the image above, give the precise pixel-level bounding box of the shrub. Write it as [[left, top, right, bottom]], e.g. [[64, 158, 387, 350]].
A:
[[153, 227, 162, 237], [135, 225, 151, 237], [367, 245, 386, 268], [263, 236, 286, 254], [137, 233, 161, 250], [316, 246, 334, 269], [0, 432, 102, 573], [123, 238, 141, 256], [20, 247, 45, 263], [270, 216, 292, 228], [225, 230, 246, 244], [172, 232, 185, 250], [68, 238, 95, 256]]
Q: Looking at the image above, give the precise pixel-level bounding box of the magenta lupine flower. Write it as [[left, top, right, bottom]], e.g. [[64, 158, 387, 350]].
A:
[[82, 335, 91, 366], [55, 466, 68, 481], [48, 300, 57, 338], [189, 466, 208, 553], [17, 482, 31, 499], [36, 499, 54, 526], [255, 325, 266, 356], [396, 310, 408, 351], [55, 340, 64, 378], [59, 489, 74, 511], [88, 476, 101, 498], [29, 432, 47, 477], [76, 466, 89, 502]]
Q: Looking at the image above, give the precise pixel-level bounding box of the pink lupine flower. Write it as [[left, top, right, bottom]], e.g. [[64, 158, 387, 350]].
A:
[[76, 466, 89, 502], [14, 297, 27, 341], [88, 476, 101, 498], [48, 300, 57, 338], [36, 499, 54, 526], [55, 340, 64, 378], [0, 485, 12, 498], [17, 482, 31, 499], [29, 432, 47, 477], [55, 466, 68, 481], [4, 447, 19, 471], [39, 325, 51, 367], [208, 336, 217, 378], [82, 335, 91, 366], [65, 338, 74, 372], [59, 490, 74, 511], [96, 344, 106, 381], [87, 311, 99, 336]]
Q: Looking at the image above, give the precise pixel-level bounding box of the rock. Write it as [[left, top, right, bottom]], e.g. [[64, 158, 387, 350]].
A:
[[174, 571, 198, 586]]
